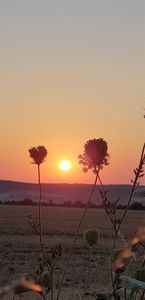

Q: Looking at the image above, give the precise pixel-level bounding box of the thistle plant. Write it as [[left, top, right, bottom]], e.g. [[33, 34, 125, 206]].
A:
[[56, 138, 109, 300]]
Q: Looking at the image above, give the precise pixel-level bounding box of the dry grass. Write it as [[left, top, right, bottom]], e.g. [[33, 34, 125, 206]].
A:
[[0, 205, 145, 299]]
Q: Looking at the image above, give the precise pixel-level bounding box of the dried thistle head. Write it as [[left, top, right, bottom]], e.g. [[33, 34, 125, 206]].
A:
[[78, 138, 109, 174], [84, 228, 99, 248], [28, 146, 47, 165]]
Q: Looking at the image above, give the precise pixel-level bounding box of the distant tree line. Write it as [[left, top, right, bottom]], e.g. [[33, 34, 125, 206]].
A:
[[0, 198, 145, 210]]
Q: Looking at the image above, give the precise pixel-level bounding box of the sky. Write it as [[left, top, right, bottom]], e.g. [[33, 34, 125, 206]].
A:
[[0, 0, 144, 184]]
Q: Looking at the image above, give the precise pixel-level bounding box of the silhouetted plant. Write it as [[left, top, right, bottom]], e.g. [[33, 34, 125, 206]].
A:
[[56, 138, 109, 300], [28, 146, 54, 300], [78, 138, 144, 299], [29, 146, 47, 165], [97, 143, 145, 299], [111, 143, 145, 299], [28, 145, 48, 240], [32, 244, 62, 298], [78, 138, 109, 174]]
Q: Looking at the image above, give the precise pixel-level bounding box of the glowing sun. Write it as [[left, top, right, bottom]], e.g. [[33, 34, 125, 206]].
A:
[[59, 160, 71, 172]]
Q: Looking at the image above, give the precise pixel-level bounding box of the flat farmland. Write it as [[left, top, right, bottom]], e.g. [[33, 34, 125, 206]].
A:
[[0, 205, 145, 299]]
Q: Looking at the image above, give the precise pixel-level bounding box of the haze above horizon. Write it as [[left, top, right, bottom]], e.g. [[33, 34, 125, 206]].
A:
[[0, 1, 144, 184]]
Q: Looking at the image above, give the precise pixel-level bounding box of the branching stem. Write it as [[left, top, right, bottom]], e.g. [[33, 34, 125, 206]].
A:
[[56, 170, 99, 300], [111, 143, 145, 298]]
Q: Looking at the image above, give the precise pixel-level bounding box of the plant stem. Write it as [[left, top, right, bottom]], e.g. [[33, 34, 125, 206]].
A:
[[98, 175, 115, 226], [88, 247, 91, 288], [37, 164, 53, 300], [83, 247, 92, 300], [117, 143, 144, 236], [111, 142, 145, 259], [56, 171, 99, 300], [111, 143, 145, 298]]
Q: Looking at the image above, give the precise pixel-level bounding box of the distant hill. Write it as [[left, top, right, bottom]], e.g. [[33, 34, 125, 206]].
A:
[[0, 180, 144, 205]]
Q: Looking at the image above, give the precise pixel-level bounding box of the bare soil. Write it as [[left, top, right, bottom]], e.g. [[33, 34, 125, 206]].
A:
[[0, 206, 145, 299]]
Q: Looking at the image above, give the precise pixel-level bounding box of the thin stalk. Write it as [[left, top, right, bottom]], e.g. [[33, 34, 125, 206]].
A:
[[98, 174, 115, 285], [98, 175, 115, 227], [83, 247, 92, 300], [97, 175, 119, 285], [97, 144, 144, 298], [117, 143, 145, 235], [111, 143, 145, 257], [87, 247, 91, 288], [98, 174, 125, 241], [56, 171, 99, 300], [37, 164, 53, 300]]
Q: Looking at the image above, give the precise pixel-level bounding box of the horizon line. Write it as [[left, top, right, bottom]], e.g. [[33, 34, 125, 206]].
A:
[[0, 178, 145, 187]]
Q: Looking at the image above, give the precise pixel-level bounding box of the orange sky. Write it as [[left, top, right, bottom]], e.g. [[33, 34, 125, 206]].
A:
[[0, 1, 144, 184]]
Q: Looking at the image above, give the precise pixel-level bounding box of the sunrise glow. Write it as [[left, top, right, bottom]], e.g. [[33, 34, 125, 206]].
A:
[[0, 1, 144, 184], [59, 160, 71, 172]]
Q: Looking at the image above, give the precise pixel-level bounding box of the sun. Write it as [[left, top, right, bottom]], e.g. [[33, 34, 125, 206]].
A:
[[59, 160, 71, 172]]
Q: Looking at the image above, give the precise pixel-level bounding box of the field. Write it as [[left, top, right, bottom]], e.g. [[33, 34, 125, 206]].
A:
[[0, 205, 145, 299]]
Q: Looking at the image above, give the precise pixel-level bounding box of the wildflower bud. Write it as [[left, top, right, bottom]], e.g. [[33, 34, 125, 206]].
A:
[[84, 229, 99, 248]]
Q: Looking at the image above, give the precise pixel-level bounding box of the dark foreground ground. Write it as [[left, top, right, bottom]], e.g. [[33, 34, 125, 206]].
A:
[[0, 206, 145, 299]]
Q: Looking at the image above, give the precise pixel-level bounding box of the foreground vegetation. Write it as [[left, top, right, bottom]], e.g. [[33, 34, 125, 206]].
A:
[[0, 206, 145, 299], [0, 139, 144, 300]]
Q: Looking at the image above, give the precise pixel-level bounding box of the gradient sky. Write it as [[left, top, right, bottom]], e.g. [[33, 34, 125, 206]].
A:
[[0, 0, 144, 184]]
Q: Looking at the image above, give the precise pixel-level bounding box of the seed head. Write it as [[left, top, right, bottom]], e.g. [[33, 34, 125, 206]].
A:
[[84, 228, 99, 248], [78, 138, 109, 174], [28, 146, 47, 165]]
